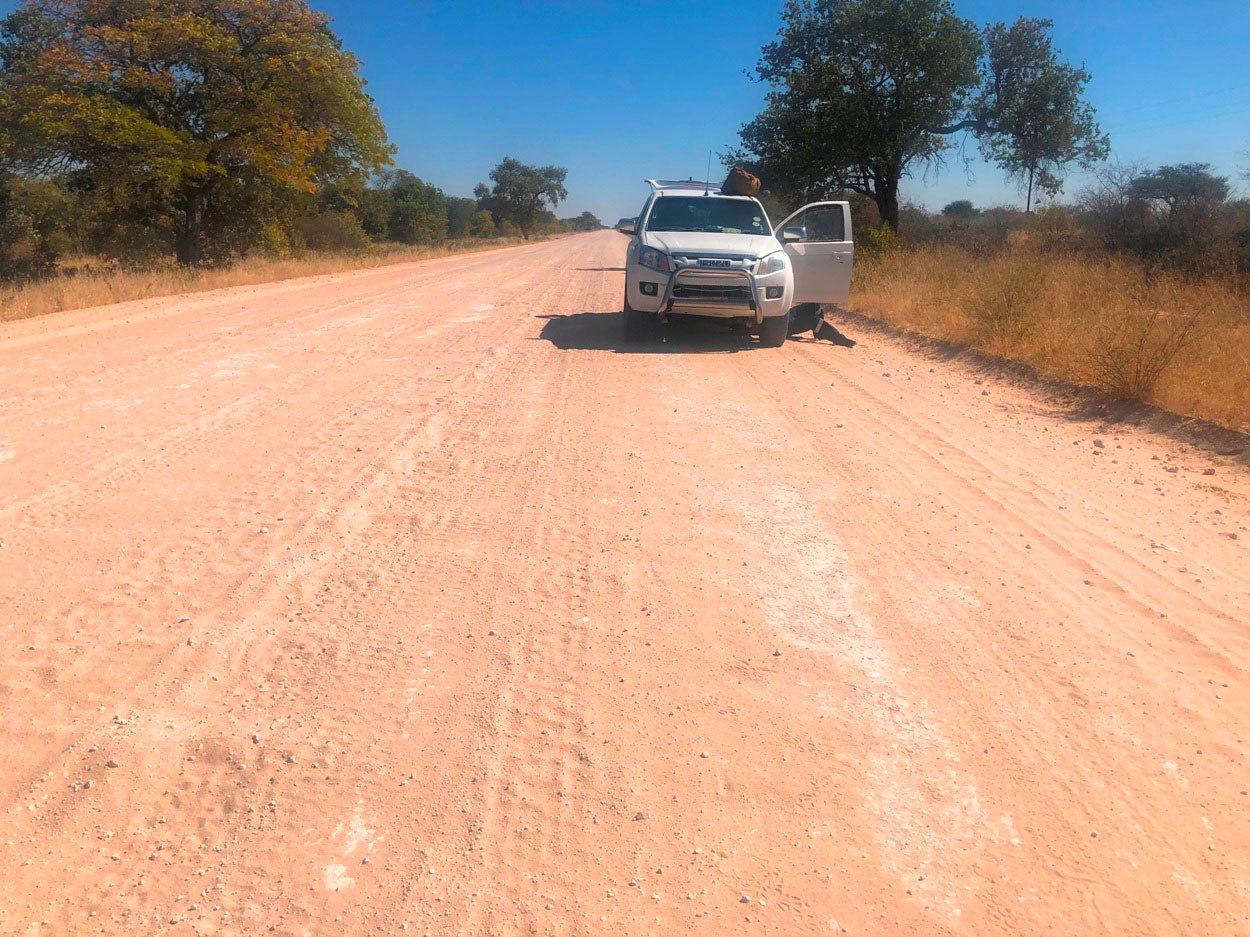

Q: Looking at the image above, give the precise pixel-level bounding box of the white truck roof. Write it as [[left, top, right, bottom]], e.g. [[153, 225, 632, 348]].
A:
[[645, 178, 712, 191], [644, 179, 757, 201]]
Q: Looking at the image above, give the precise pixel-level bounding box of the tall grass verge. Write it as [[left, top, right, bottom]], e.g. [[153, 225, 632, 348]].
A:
[[851, 241, 1250, 431], [0, 237, 547, 324]]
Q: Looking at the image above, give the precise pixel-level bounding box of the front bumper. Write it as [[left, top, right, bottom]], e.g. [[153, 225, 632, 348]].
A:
[[628, 262, 791, 324]]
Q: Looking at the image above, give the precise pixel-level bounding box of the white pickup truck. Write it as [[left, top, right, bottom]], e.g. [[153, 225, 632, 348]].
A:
[[621, 180, 853, 346]]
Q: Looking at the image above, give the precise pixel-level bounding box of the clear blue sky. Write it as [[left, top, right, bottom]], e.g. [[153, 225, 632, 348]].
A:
[[7, 0, 1248, 220], [312, 0, 1250, 222]]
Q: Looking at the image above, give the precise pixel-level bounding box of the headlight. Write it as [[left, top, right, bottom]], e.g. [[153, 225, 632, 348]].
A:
[[756, 251, 788, 276], [638, 247, 671, 272]]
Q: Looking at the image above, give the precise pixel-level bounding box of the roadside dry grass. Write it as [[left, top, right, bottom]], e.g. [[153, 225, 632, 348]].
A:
[[851, 242, 1250, 431], [0, 237, 544, 324]]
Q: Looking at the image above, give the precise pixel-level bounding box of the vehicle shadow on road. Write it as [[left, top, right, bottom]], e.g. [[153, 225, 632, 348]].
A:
[[536, 312, 763, 354]]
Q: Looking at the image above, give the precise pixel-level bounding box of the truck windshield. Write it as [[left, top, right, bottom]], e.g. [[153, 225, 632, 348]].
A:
[[645, 197, 771, 236]]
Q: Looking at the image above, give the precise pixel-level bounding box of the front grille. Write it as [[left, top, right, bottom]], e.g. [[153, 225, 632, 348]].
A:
[[673, 255, 748, 267], [673, 283, 752, 303]]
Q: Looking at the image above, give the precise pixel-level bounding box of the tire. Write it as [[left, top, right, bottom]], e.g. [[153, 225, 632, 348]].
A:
[[623, 292, 654, 342], [787, 302, 820, 336], [758, 310, 790, 347]]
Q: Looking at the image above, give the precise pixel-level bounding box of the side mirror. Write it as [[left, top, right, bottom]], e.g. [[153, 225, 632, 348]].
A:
[[781, 226, 806, 241], [617, 224, 635, 236]]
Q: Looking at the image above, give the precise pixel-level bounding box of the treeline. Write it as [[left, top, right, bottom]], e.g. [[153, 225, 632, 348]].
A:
[[849, 171, 1250, 428], [729, 1, 1109, 232], [727, 0, 1248, 279], [851, 161, 1250, 276], [284, 158, 598, 261], [0, 0, 597, 282], [0, 161, 601, 281]]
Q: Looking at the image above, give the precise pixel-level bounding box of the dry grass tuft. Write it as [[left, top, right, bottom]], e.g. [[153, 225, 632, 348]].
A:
[[852, 242, 1250, 431], [0, 238, 539, 324]]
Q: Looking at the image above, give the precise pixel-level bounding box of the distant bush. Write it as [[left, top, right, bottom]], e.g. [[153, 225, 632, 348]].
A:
[[942, 199, 979, 218], [861, 224, 901, 256], [257, 221, 294, 259], [1077, 161, 1248, 273], [561, 211, 604, 232], [293, 212, 371, 253], [447, 197, 478, 239], [0, 176, 75, 279], [469, 211, 495, 238], [385, 171, 449, 245]]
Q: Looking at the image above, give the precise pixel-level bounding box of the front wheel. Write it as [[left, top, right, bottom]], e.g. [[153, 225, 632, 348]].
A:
[[758, 311, 790, 347], [623, 302, 654, 343]]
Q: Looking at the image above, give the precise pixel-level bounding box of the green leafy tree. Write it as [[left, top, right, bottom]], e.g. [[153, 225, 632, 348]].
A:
[[385, 170, 447, 244], [975, 19, 1108, 211], [0, 8, 63, 174], [1129, 164, 1229, 227], [356, 185, 396, 242], [0, 174, 75, 277], [446, 196, 477, 239], [565, 210, 602, 232], [0, 0, 393, 265], [941, 199, 978, 218], [1128, 163, 1231, 262], [478, 157, 567, 240], [731, 1, 1107, 230], [468, 209, 494, 238]]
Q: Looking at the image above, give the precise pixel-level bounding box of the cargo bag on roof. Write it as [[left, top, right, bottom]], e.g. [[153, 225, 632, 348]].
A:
[[721, 167, 761, 196]]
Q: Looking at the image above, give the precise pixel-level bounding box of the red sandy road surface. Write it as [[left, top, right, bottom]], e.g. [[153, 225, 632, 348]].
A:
[[1, 230, 1248, 936]]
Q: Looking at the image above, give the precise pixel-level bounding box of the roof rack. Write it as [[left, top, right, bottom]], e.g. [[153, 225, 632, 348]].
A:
[[645, 178, 717, 192]]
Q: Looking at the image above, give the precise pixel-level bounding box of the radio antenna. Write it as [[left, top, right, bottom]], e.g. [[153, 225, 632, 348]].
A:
[[704, 150, 712, 196]]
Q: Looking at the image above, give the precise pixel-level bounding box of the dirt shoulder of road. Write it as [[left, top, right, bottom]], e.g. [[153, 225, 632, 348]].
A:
[[830, 305, 1250, 470], [0, 235, 578, 350], [849, 244, 1250, 433], [0, 233, 573, 327]]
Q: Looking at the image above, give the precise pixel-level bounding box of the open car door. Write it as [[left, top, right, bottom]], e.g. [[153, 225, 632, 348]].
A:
[[777, 201, 853, 306]]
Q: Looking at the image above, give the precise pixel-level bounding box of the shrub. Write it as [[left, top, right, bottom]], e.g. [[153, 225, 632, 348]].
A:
[[861, 223, 901, 256], [942, 199, 978, 218], [293, 211, 371, 252], [0, 176, 75, 279], [469, 210, 495, 238], [390, 198, 447, 245], [447, 197, 478, 239], [964, 255, 1045, 344], [1083, 302, 1203, 399], [386, 172, 449, 245], [257, 221, 293, 259]]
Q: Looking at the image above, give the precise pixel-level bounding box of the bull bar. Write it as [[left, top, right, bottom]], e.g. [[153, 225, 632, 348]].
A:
[[657, 264, 765, 326]]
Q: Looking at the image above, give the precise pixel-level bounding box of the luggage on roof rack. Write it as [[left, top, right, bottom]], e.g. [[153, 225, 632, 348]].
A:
[[721, 167, 760, 196]]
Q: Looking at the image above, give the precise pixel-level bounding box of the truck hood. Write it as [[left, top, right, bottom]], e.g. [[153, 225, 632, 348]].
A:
[[642, 231, 781, 260]]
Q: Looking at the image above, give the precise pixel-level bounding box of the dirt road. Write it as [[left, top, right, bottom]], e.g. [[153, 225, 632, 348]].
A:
[[2, 230, 1248, 936]]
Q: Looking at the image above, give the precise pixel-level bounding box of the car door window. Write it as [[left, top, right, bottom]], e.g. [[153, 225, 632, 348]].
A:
[[789, 206, 845, 242]]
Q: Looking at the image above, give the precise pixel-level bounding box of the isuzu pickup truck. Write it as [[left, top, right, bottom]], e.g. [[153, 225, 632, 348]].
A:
[[621, 179, 853, 346]]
